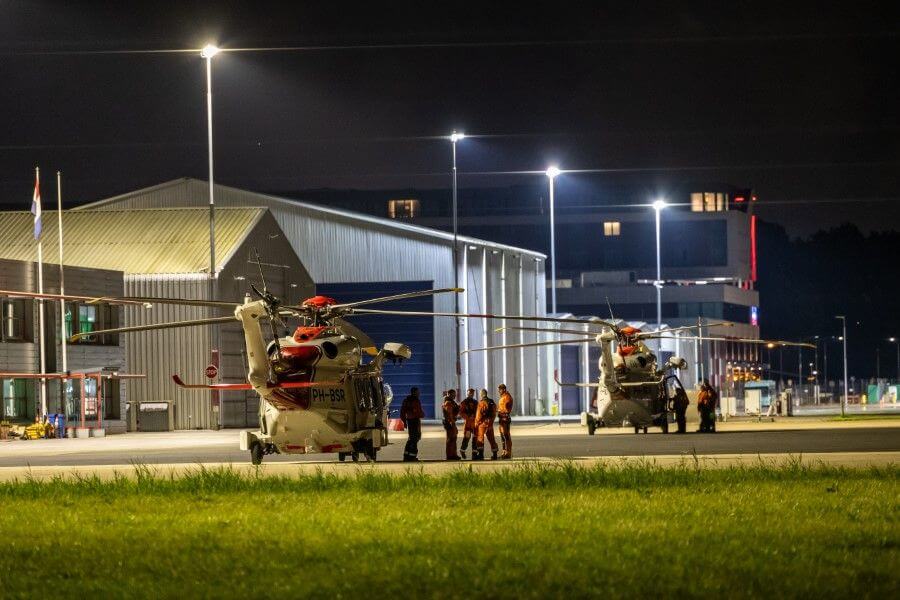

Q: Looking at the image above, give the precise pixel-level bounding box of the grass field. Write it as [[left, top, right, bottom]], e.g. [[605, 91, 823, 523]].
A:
[[0, 462, 897, 598]]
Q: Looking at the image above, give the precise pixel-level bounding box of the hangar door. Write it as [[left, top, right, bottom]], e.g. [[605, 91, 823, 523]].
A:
[[317, 281, 436, 419], [561, 346, 582, 414]]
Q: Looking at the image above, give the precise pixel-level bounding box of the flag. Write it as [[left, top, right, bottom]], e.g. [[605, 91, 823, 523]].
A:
[[31, 170, 42, 240]]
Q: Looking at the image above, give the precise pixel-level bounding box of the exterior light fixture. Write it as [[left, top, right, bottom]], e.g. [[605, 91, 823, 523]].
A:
[[200, 44, 221, 58], [545, 165, 561, 179]]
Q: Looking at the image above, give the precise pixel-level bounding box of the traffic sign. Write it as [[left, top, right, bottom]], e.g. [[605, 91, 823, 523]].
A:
[[205, 364, 218, 379]]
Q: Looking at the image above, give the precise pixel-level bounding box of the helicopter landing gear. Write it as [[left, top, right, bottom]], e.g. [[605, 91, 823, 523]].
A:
[[338, 451, 360, 462], [250, 441, 264, 466]]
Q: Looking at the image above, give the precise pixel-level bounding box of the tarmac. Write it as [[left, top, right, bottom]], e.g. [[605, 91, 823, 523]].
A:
[[0, 416, 897, 480]]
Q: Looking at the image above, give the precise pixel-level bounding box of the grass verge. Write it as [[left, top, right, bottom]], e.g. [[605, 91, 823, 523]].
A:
[[0, 462, 897, 598]]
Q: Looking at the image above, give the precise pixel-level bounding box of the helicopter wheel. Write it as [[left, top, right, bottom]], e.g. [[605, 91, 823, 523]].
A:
[[338, 452, 347, 462], [250, 442, 264, 466]]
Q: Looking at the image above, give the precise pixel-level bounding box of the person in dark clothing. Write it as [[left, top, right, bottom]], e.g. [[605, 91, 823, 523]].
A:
[[671, 387, 689, 434], [400, 387, 425, 461]]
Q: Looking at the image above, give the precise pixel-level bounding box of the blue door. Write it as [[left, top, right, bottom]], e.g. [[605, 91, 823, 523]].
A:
[[316, 281, 436, 418], [561, 345, 581, 414]]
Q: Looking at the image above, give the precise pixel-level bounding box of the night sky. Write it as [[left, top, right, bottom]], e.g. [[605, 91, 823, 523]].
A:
[[1, 2, 898, 237]]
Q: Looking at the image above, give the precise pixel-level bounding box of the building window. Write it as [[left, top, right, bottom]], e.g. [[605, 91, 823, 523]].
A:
[[68, 302, 119, 345], [691, 192, 729, 213], [603, 221, 621, 236], [1, 299, 31, 342], [691, 193, 703, 212], [387, 199, 420, 219], [2, 378, 31, 421]]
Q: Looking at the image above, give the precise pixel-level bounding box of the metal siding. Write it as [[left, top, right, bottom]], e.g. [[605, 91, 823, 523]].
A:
[[0, 208, 264, 274], [124, 276, 212, 429]]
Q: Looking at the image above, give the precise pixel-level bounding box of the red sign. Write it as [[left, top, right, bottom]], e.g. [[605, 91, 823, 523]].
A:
[[205, 364, 218, 379]]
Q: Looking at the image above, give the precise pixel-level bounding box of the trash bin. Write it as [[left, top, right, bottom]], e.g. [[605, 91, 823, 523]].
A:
[[54, 413, 65, 438]]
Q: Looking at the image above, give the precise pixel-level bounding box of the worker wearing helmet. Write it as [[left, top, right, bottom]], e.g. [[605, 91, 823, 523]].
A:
[[442, 389, 461, 460], [473, 388, 498, 461], [497, 384, 514, 459], [400, 387, 425, 461], [458, 388, 478, 459]]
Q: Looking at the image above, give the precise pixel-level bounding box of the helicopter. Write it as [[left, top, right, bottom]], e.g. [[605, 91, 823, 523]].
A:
[[7, 258, 585, 464], [465, 315, 815, 435], [464, 317, 711, 433]]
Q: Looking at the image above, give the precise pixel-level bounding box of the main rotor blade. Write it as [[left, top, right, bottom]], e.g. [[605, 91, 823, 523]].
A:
[[645, 334, 816, 349], [496, 325, 605, 336], [462, 337, 595, 354], [349, 308, 614, 326], [119, 296, 239, 309], [0, 289, 152, 307], [635, 322, 734, 338], [329, 287, 463, 309], [553, 372, 600, 388], [69, 315, 236, 341]]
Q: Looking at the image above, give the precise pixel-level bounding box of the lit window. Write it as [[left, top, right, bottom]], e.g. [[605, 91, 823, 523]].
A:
[[703, 193, 716, 212], [716, 193, 724, 211], [2, 378, 29, 420], [691, 193, 703, 212], [1, 299, 28, 342], [603, 221, 621, 236], [387, 199, 420, 219]]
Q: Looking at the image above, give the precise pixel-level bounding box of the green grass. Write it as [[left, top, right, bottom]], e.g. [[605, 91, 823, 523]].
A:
[[827, 413, 900, 421], [0, 463, 897, 599]]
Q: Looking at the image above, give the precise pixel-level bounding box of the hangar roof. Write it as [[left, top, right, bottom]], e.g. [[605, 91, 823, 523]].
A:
[[0, 207, 264, 274], [75, 178, 547, 259]]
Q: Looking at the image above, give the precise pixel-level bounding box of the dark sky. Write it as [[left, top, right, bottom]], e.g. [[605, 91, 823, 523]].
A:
[[1, 1, 898, 237]]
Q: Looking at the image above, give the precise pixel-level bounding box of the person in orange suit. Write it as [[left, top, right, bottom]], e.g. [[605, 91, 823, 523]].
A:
[[497, 383, 514, 459], [473, 388, 498, 461], [442, 389, 461, 460], [458, 388, 478, 459]]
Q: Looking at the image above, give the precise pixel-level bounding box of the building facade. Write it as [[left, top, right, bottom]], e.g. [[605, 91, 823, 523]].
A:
[[0, 258, 128, 431], [73, 179, 553, 420]]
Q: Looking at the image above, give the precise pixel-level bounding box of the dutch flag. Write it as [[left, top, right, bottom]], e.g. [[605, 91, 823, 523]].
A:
[[31, 170, 42, 240]]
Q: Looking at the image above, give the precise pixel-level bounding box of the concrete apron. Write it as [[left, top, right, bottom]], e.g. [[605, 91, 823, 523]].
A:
[[0, 452, 896, 482]]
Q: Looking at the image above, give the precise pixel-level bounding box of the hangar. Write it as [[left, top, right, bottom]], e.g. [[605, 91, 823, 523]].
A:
[[1, 177, 551, 427]]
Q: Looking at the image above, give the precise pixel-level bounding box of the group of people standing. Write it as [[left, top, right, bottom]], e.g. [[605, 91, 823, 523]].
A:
[[669, 378, 719, 434], [399, 384, 514, 462]]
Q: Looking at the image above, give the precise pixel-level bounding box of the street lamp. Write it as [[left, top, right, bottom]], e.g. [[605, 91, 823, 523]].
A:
[[449, 131, 465, 394], [201, 43, 221, 427], [545, 166, 561, 314], [652, 199, 667, 335], [836, 315, 848, 417]]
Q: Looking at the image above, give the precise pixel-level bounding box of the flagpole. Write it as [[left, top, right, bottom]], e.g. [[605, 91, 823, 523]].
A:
[[57, 171, 67, 377], [34, 167, 47, 418]]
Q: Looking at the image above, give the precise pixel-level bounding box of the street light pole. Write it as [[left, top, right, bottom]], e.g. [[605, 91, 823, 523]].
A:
[[652, 199, 667, 335], [545, 166, 561, 314], [449, 131, 465, 395], [201, 43, 220, 429], [836, 315, 848, 417], [890, 337, 899, 382]]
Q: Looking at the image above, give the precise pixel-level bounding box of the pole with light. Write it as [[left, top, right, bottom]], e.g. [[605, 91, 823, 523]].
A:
[[201, 43, 221, 427], [889, 337, 899, 382], [545, 166, 561, 314], [652, 199, 667, 336], [836, 315, 848, 417], [449, 131, 465, 395]]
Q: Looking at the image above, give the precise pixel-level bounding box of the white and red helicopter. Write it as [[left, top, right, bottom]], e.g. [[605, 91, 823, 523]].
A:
[[466, 319, 815, 435]]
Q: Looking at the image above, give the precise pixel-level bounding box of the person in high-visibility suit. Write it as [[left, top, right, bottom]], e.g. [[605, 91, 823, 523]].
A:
[[400, 387, 425, 461], [473, 389, 498, 461], [458, 388, 478, 459], [442, 389, 461, 460], [497, 384, 514, 459]]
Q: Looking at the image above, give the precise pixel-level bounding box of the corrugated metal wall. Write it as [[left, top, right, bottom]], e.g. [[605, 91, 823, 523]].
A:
[[77, 179, 553, 417]]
